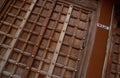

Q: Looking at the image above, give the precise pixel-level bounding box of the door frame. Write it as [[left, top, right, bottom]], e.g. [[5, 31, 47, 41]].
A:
[[102, 4, 120, 78]]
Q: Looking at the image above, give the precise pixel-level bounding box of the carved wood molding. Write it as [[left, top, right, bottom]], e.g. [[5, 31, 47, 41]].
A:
[[64, 0, 98, 10]]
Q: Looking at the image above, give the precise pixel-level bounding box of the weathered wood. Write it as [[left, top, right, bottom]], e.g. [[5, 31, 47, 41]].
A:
[[0, 0, 97, 78], [0, 0, 37, 74], [46, 4, 73, 78]]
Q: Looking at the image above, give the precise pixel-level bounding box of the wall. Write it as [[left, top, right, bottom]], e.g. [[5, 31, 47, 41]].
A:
[[86, 0, 114, 78]]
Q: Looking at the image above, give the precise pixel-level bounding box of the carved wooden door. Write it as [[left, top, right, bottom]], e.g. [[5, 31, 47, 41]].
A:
[[0, 0, 96, 78]]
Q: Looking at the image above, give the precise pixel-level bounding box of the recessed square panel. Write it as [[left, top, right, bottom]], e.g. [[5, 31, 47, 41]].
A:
[[29, 13, 37, 22], [78, 21, 87, 30], [48, 20, 56, 28], [62, 6, 69, 14], [19, 10, 26, 17], [4, 63, 15, 72], [63, 35, 72, 45], [28, 71, 36, 78], [0, 24, 9, 33], [36, 0, 45, 6], [66, 26, 74, 35], [22, 3, 30, 11], [41, 9, 50, 17], [3, 36, 12, 45], [76, 29, 86, 38], [13, 18, 22, 27], [49, 41, 57, 51], [38, 17, 46, 25], [40, 39, 49, 48], [19, 55, 29, 65], [32, 59, 41, 69], [0, 47, 7, 56], [14, 0, 24, 7], [56, 23, 63, 31], [52, 32, 60, 41], [63, 70, 73, 78], [45, 51, 53, 61], [57, 55, 66, 65], [55, 4, 62, 12], [29, 34, 38, 43], [69, 18, 77, 26], [5, 15, 14, 23], [73, 38, 83, 49], [72, 9, 79, 18], [60, 15, 66, 22], [15, 40, 25, 50], [51, 12, 59, 20], [60, 45, 69, 55], [9, 7, 18, 15], [45, 1, 54, 9], [24, 22, 33, 30], [15, 66, 25, 77], [44, 29, 52, 38], [70, 48, 80, 58], [19, 31, 29, 40], [33, 25, 42, 34], [9, 50, 19, 61], [41, 62, 50, 72], [53, 66, 62, 76], [80, 12, 88, 21], [67, 58, 76, 68], [37, 48, 45, 57], [25, 43, 34, 53], [33, 6, 41, 13], [8, 27, 17, 35]]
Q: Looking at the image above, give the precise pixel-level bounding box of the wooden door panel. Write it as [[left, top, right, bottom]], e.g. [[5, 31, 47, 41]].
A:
[[0, 0, 95, 78], [108, 30, 120, 78]]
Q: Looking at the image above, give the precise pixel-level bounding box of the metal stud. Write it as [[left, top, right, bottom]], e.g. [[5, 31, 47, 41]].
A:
[[77, 59, 80, 61], [82, 37, 85, 40], [16, 63, 18, 65], [59, 40, 62, 43], [52, 62, 55, 65], [56, 51, 59, 54], [67, 55, 70, 57], [80, 47, 83, 50], [32, 55, 35, 58], [63, 30, 65, 32], [26, 67, 30, 70], [46, 48, 48, 50], [37, 70, 40, 73], [10, 75, 13, 77]]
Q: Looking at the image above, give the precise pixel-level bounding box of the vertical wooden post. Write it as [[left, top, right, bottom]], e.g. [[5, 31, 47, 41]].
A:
[[46, 5, 73, 78]]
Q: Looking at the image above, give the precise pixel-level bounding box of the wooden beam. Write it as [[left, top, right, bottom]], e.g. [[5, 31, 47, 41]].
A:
[[46, 5, 73, 78]]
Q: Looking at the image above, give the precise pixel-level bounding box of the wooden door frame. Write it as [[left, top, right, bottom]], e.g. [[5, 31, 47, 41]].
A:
[[77, 1, 103, 78], [102, 4, 120, 78]]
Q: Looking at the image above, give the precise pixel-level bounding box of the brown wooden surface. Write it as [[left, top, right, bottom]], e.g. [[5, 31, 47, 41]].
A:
[[108, 29, 120, 78], [86, 0, 114, 78], [0, 0, 97, 78]]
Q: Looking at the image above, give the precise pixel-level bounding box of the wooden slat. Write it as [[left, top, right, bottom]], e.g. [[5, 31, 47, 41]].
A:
[[0, 0, 37, 74], [46, 5, 73, 78]]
